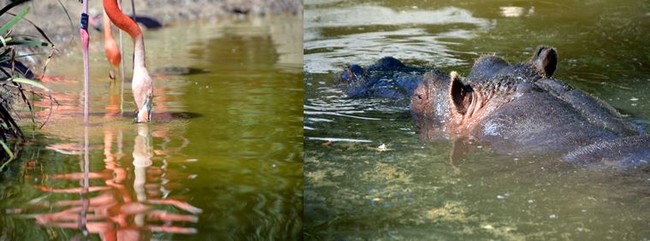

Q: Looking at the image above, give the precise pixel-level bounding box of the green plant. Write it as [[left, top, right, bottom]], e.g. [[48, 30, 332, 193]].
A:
[[0, 0, 53, 169]]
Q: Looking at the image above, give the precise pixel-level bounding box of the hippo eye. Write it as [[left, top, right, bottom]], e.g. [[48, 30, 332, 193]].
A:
[[416, 94, 422, 100]]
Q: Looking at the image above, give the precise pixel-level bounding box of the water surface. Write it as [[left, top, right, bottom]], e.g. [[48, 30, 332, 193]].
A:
[[0, 15, 303, 240], [305, 0, 650, 240]]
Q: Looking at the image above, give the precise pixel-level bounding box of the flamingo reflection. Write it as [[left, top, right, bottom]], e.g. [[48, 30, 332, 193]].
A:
[[25, 123, 201, 238]]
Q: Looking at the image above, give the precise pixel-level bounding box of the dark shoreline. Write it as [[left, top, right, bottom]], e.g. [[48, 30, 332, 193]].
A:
[[2, 0, 302, 50]]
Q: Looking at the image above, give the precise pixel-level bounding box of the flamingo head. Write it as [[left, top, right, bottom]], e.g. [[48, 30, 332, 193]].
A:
[[132, 65, 154, 123], [135, 94, 153, 123]]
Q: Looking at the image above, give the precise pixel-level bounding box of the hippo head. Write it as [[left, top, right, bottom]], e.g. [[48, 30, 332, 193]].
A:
[[340, 64, 365, 83], [468, 46, 558, 82], [339, 56, 408, 84], [411, 46, 559, 140], [410, 71, 466, 140]]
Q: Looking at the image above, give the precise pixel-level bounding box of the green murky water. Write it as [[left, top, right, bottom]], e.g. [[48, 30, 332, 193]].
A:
[[2, 1, 650, 240], [305, 0, 650, 240], [0, 15, 303, 240]]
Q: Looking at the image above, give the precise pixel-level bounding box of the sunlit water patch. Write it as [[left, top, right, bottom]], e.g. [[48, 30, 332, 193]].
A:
[[304, 5, 494, 73]]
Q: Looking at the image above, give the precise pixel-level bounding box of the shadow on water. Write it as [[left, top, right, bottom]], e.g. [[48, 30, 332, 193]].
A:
[[153, 67, 210, 77], [0, 14, 303, 240]]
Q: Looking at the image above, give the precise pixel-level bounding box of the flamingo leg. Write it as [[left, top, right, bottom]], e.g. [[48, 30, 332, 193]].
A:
[[79, 0, 91, 236]]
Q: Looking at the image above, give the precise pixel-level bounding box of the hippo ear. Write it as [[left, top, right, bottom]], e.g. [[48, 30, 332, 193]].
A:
[[340, 64, 364, 83], [530, 46, 558, 77], [449, 71, 472, 115]]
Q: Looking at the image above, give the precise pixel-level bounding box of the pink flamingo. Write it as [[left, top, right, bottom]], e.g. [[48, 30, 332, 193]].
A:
[[102, 10, 121, 80], [104, 0, 153, 123]]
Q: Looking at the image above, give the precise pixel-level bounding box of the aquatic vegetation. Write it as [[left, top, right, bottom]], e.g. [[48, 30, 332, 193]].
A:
[[0, 0, 54, 166]]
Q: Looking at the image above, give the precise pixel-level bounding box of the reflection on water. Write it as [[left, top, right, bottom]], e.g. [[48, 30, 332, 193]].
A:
[[29, 124, 201, 238], [17, 54, 203, 238], [304, 5, 493, 73], [305, 0, 650, 240], [0, 14, 302, 240], [499, 6, 534, 18]]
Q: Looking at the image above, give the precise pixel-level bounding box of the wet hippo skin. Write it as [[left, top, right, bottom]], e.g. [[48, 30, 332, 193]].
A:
[[340, 47, 649, 170], [338, 56, 445, 100], [411, 47, 648, 170]]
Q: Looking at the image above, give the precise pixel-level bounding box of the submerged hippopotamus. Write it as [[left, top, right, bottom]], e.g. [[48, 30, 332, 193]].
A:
[[339, 47, 650, 170], [412, 47, 650, 169], [338, 57, 442, 99]]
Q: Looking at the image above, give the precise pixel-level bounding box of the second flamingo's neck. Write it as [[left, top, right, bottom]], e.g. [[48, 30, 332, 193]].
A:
[[104, 0, 145, 67], [102, 11, 113, 39], [102, 10, 121, 67]]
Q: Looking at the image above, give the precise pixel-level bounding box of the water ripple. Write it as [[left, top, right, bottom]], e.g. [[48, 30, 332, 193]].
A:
[[305, 6, 494, 73], [306, 137, 373, 143]]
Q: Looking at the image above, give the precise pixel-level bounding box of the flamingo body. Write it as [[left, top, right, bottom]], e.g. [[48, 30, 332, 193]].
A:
[[104, 0, 153, 123]]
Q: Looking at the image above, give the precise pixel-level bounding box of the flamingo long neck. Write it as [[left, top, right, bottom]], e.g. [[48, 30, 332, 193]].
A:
[[103, 0, 146, 69], [102, 11, 113, 40], [132, 34, 146, 70]]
